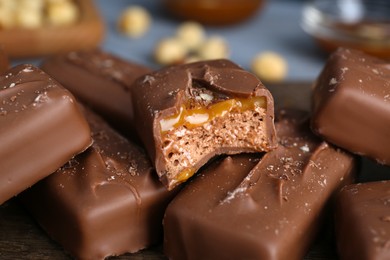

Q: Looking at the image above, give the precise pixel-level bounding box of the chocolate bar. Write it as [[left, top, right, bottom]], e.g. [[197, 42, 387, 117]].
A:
[[0, 48, 9, 73], [335, 181, 390, 260], [163, 109, 356, 260], [132, 59, 277, 189], [41, 49, 151, 138], [21, 107, 177, 259], [311, 48, 390, 165], [0, 65, 92, 205]]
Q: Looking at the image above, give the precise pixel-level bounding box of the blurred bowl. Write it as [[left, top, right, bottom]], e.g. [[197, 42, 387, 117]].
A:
[[301, 0, 390, 58], [163, 0, 265, 26]]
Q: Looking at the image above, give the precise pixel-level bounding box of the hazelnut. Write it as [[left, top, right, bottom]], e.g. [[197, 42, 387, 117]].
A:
[[47, 0, 79, 26], [185, 113, 209, 125], [160, 115, 180, 132], [0, 7, 15, 29], [0, 0, 17, 10], [19, 0, 44, 11], [198, 36, 229, 60], [118, 6, 151, 38], [251, 51, 288, 82], [176, 21, 205, 51], [154, 37, 187, 65], [16, 8, 43, 28]]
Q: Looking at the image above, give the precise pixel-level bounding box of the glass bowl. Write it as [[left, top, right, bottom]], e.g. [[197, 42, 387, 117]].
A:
[[301, 0, 390, 58]]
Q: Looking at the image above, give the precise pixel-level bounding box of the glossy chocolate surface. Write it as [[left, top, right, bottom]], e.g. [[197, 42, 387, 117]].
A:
[[21, 108, 176, 259], [0, 65, 92, 205], [311, 48, 390, 165], [41, 49, 151, 138], [335, 181, 390, 260], [131, 59, 277, 189], [164, 109, 356, 260], [0, 48, 9, 73]]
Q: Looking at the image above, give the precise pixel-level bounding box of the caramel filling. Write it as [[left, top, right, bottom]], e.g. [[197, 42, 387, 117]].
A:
[[159, 96, 268, 188], [160, 97, 266, 133]]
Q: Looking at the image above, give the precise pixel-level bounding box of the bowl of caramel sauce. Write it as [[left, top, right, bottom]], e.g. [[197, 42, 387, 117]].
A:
[[163, 0, 265, 25], [301, 0, 390, 58]]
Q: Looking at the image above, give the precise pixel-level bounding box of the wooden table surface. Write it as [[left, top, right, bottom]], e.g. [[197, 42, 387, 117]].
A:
[[1, 82, 389, 259]]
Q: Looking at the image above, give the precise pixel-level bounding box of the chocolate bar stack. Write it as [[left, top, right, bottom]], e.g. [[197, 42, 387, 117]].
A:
[[311, 48, 390, 260], [0, 48, 389, 260]]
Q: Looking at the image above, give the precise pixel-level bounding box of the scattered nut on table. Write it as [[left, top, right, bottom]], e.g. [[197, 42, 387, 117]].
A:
[[152, 19, 229, 66], [198, 36, 229, 60], [19, 0, 44, 11], [154, 37, 187, 65], [118, 6, 151, 38], [16, 8, 43, 28], [47, 0, 79, 26], [0, 0, 79, 29], [176, 21, 205, 51], [251, 51, 288, 82]]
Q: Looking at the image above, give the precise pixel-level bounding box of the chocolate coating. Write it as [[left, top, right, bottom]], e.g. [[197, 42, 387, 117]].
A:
[[132, 59, 277, 189], [0, 48, 9, 74], [21, 107, 176, 260], [335, 181, 390, 260], [311, 48, 390, 165], [41, 49, 151, 138], [163, 109, 356, 260], [0, 65, 92, 205]]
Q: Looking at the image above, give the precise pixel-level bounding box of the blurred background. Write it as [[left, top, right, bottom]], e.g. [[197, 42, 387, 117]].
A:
[[6, 0, 390, 83], [3, 0, 324, 83], [96, 0, 325, 82]]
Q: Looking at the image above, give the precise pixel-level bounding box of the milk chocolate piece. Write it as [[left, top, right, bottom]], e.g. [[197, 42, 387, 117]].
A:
[[311, 48, 390, 165], [164, 110, 356, 260], [0, 65, 92, 205], [132, 59, 277, 189], [0, 48, 9, 73], [21, 108, 176, 259], [335, 181, 390, 260], [41, 49, 151, 138]]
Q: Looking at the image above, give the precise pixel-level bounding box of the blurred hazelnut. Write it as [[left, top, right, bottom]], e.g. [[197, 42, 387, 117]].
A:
[[251, 51, 288, 82], [46, 0, 69, 3], [184, 55, 202, 64], [16, 8, 43, 28], [0, 0, 17, 29], [198, 36, 229, 60], [0, 7, 15, 29], [154, 37, 187, 65], [118, 6, 151, 38], [176, 21, 205, 51], [0, 0, 17, 10], [47, 1, 79, 26], [19, 0, 44, 11]]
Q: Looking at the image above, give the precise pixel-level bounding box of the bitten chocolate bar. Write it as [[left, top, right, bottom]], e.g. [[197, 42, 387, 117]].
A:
[[0, 65, 92, 205], [131, 59, 277, 189], [21, 108, 176, 259], [41, 49, 151, 138], [335, 181, 390, 260], [163, 109, 356, 260], [311, 48, 390, 165]]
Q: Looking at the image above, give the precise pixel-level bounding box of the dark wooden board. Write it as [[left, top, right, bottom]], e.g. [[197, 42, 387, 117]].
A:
[[0, 0, 104, 58], [1, 82, 389, 259]]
